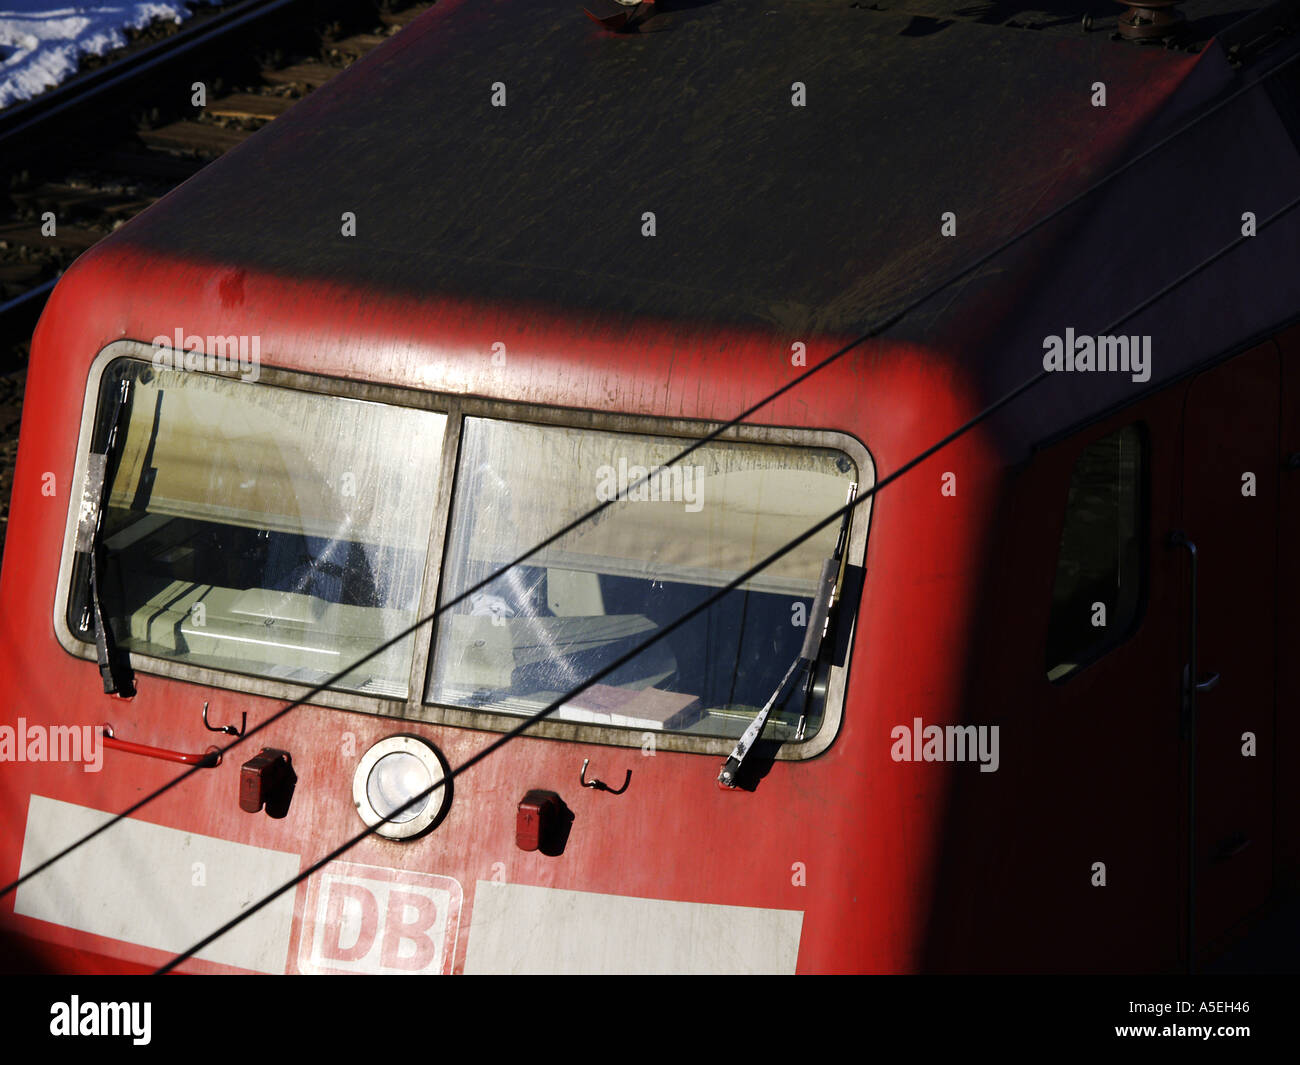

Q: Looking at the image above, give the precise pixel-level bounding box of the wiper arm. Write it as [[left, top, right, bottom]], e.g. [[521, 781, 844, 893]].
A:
[[718, 482, 857, 788], [74, 376, 135, 696]]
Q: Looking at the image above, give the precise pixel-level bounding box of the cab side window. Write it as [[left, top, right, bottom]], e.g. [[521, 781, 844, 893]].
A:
[[1045, 424, 1145, 681]]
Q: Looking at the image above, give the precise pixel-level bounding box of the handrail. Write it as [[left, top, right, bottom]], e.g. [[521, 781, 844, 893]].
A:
[[101, 724, 221, 768], [1168, 531, 1220, 975]]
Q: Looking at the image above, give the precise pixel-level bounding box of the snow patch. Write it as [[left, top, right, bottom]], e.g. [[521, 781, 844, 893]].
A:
[[0, 3, 216, 110]]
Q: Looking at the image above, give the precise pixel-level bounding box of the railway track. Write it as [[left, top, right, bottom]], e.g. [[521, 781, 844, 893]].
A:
[[0, 0, 435, 559]]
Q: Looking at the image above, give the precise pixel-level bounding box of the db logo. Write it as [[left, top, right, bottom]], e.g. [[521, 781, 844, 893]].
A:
[[298, 860, 463, 974]]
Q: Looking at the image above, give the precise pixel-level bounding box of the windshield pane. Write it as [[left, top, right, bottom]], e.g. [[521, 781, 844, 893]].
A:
[[77, 359, 446, 697], [425, 418, 858, 739]]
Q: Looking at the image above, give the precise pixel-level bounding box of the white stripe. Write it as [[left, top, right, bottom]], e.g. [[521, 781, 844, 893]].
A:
[[465, 882, 802, 974], [16, 795, 299, 973]]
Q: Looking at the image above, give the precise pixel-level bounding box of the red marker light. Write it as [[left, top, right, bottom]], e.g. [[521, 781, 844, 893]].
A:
[[517, 789, 560, 851]]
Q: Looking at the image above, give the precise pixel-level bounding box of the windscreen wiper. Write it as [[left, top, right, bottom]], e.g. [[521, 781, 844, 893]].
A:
[[74, 375, 135, 696], [718, 482, 857, 788]]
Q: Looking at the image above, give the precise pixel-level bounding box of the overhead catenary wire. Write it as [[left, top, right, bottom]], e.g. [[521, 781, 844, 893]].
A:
[[155, 190, 1300, 974], [1, 44, 1294, 903]]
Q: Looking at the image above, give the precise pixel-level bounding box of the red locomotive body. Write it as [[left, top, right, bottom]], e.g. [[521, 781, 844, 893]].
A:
[[1, 0, 1298, 973]]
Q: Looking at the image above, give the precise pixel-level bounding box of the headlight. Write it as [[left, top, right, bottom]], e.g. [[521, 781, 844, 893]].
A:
[[352, 735, 450, 840]]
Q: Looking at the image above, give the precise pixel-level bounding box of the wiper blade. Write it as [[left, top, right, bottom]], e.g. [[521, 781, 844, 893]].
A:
[[718, 482, 857, 788], [716, 653, 812, 788], [74, 376, 135, 696]]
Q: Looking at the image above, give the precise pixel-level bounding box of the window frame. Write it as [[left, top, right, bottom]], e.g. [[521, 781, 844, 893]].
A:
[[55, 340, 874, 760], [1044, 420, 1150, 684]]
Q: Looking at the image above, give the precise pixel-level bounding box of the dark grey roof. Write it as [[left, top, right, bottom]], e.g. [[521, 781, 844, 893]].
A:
[[109, 1, 1267, 326], [106, 0, 1300, 452]]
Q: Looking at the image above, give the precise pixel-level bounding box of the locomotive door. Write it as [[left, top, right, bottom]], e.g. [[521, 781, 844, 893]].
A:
[[1177, 340, 1279, 966]]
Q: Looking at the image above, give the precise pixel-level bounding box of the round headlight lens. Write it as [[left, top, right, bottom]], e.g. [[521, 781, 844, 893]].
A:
[[366, 752, 432, 824], [353, 736, 450, 840]]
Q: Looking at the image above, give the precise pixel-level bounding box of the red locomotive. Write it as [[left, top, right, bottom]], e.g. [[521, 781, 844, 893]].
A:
[[2, 0, 1298, 973]]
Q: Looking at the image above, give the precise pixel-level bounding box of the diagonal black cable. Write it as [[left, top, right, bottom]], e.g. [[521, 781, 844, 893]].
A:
[[155, 190, 1300, 973], [3, 45, 1294, 902]]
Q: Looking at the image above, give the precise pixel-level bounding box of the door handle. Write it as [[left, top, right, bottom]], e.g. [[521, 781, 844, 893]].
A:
[[1179, 665, 1220, 705], [1212, 833, 1251, 863]]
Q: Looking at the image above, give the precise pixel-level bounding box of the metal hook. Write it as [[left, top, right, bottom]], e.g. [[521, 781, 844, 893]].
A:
[[202, 701, 246, 737], [580, 758, 630, 795]]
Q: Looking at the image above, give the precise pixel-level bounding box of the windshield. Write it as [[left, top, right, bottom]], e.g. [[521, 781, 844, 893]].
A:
[[424, 418, 858, 740], [71, 359, 447, 697]]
